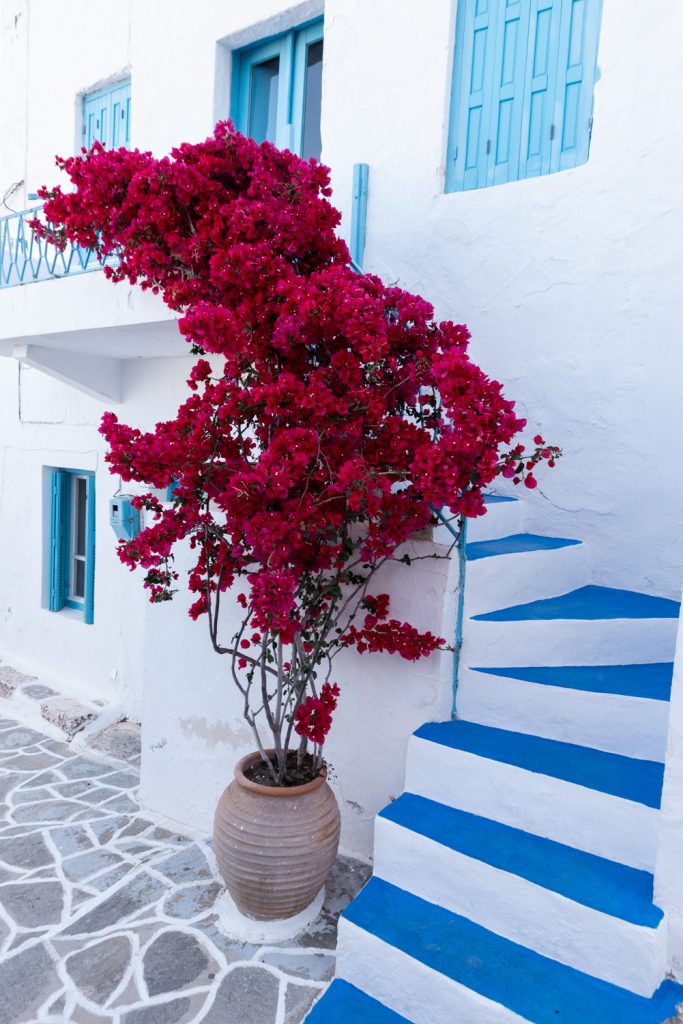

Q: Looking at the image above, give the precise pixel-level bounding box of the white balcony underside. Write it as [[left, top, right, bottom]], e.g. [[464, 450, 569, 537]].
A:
[[0, 271, 188, 400]]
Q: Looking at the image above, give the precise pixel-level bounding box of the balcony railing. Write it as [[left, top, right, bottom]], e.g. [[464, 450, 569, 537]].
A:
[[0, 205, 110, 289]]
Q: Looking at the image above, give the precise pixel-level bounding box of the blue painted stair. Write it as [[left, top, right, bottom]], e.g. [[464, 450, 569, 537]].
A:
[[413, 719, 665, 808], [306, 980, 411, 1023], [466, 532, 581, 560], [473, 585, 680, 622], [380, 793, 662, 927], [342, 878, 683, 1024], [470, 663, 674, 700]]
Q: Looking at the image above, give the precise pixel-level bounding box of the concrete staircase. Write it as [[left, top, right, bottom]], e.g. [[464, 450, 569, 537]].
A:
[[308, 495, 683, 1023]]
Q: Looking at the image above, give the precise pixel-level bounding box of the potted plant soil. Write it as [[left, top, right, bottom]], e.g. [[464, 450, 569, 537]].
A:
[[36, 124, 558, 920]]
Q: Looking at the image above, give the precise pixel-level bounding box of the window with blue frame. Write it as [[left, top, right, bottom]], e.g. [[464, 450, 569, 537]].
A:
[[82, 79, 131, 150], [48, 469, 96, 624], [232, 20, 324, 160], [446, 0, 602, 192]]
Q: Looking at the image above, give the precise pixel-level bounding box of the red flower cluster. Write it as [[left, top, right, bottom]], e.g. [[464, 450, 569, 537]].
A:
[[294, 683, 340, 745], [343, 596, 447, 661], [34, 123, 558, 764]]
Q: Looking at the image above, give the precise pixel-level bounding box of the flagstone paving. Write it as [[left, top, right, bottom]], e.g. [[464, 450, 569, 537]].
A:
[[0, 716, 370, 1024]]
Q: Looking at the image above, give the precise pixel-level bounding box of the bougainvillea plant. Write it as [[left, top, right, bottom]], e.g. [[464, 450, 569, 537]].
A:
[[34, 123, 559, 785]]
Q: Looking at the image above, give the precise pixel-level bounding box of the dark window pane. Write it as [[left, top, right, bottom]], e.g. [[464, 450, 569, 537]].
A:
[[302, 40, 323, 160], [74, 559, 85, 599], [249, 57, 280, 144], [75, 477, 87, 557]]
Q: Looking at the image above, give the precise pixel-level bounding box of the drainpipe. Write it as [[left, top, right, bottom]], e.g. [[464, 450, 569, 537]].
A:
[[431, 508, 467, 719]]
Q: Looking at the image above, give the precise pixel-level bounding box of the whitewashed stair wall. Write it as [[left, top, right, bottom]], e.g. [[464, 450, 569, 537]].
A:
[[307, 495, 683, 1023]]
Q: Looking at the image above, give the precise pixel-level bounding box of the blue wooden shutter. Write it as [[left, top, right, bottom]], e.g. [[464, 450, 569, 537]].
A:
[[84, 474, 96, 625], [448, 0, 499, 191], [110, 80, 132, 149], [82, 80, 131, 150], [519, 0, 562, 180], [551, 0, 602, 172], [487, 0, 531, 186], [49, 470, 68, 612]]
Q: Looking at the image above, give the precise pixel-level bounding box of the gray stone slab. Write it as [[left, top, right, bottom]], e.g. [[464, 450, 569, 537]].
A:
[[0, 774, 22, 801], [88, 862, 136, 892], [66, 934, 132, 1005], [201, 966, 280, 1024], [62, 871, 166, 934], [54, 780, 94, 798], [148, 826, 191, 846], [156, 845, 213, 884], [0, 666, 36, 699], [39, 738, 73, 756], [3, 752, 61, 772], [59, 757, 114, 780], [0, 942, 59, 1024], [87, 721, 142, 763], [100, 793, 138, 814], [144, 930, 216, 996], [11, 786, 54, 805], [162, 882, 222, 920], [47, 993, 67, 1016], [70, 1008, 115, 1024], [0, 832, 53, 869], [121, 996, 202, 1024], [0, 727, 46, 750], [261, 950, 335, 982], [22, 683, 58, 699], [51, 824, 94, 856], [89, 815, 129, 845], [285, 982, 321, 1023], [17, 769, 62, 788], [101, 769, 139, 790], [12, 798, 82, 823], [40, 697, 96, 737], [192, 916, 260, 963], [77, 784, 123, 805], [119, 817, 153, 838], [0, 880, 63, 927], [63, 848, 126, 882], [71, 805, 111, 822]]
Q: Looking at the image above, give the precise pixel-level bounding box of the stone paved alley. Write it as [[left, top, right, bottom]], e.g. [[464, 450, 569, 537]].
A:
[[0, 715, 370, 1023]]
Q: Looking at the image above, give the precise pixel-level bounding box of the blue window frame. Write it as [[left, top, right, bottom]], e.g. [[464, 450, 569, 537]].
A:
[[82, 79, 131, 150], [446, 0, 602, 192], [49, 469, 96, 624], [232, 20, 324, 159]]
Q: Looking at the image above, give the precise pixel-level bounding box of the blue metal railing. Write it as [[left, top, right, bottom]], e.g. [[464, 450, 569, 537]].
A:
[[0, 205, 109, 289]]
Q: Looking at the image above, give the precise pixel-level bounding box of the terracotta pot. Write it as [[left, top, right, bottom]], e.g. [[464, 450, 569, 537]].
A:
[[213, 750, 341, 921]]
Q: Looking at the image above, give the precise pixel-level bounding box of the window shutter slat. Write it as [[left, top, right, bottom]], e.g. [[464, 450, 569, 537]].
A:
[[488, 0, 531, 186], [552, 0, 602, 172], [448, 0, 499, 192], [519, 0, 563, 180], [84, 474, 96, 625], [49, 470, 68, 612]]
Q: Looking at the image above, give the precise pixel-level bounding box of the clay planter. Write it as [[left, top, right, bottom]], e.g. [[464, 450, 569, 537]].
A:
[[213, 750, 341, 921]]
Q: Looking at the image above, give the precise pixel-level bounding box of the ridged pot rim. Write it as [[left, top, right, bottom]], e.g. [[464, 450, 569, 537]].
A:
[[234, 750, 327, 797]]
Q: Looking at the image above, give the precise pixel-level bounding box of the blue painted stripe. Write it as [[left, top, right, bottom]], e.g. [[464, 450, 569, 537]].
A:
[[470, 664, 673, 701], [483, 493, 518, 504], [380, 793, 661, 926], [473, 585, 680, 622], [467, 533, 581, 561], [414, 720, 664, 808], [344, 879, 683, 1024], [305, 980, 410, 1023]]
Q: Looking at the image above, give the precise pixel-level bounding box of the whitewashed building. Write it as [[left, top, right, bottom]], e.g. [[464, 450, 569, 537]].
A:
[[1, 0, 683, 1020]]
